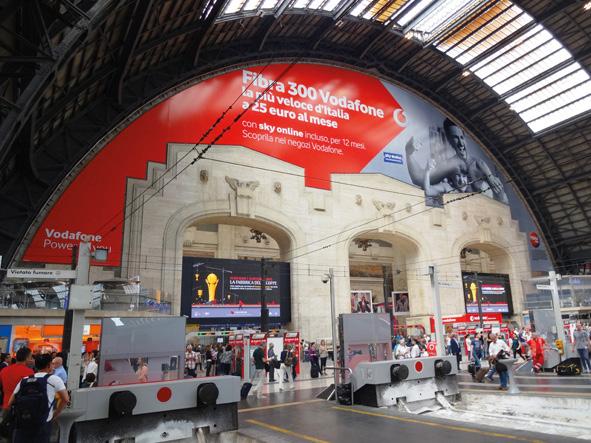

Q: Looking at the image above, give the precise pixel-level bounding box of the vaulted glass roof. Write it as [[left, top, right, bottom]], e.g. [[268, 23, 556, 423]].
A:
[[219, 0, 591, 133]]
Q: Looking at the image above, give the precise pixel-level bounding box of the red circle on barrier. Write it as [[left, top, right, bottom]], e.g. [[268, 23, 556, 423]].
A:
[[415, 361, 423, 373], [157, 387, 172, 402]]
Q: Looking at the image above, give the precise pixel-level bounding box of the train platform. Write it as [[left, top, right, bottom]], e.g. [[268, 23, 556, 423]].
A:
[[236, 386, 584, 443], [228, 366, 591, 442]]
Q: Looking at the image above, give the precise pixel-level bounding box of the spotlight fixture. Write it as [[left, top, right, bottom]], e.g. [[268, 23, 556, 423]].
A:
[[249, 229, 267, 243]]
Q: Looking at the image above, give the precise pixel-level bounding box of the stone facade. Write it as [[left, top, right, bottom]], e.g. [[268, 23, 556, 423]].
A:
[[120, 144, 531, 340]]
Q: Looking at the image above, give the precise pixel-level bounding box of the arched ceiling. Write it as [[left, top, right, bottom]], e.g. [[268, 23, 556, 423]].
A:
[[0, 0, 590, 273]]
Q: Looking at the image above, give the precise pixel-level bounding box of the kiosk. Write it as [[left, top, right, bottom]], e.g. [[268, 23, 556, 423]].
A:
[[246, 333, 267, 382], [229, 333, 245, 378], [283, 332, 301, 375]]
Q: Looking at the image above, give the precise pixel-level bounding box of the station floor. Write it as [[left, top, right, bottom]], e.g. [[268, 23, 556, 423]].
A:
[[237, 387, 581, 443], [232, 365, 591, 442]]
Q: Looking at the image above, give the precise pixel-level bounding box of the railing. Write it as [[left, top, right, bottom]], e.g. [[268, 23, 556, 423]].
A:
[[0, 283, 171, 314]]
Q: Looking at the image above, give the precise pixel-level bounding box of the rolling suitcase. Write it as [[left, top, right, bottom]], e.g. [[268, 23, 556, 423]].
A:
[[474, 367, 488, 382], [240, 382, 253, 399], [311, 362, 320, 378]]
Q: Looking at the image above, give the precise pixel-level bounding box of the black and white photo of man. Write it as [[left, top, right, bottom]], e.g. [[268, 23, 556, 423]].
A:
[[406, 118, 508, 204]]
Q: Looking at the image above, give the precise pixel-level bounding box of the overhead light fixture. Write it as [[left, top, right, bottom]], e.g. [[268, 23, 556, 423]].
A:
[[585, 1, 591, 11], [462, 70, 471, 77]]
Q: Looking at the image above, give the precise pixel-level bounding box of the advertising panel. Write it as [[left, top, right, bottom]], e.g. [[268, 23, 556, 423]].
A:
[[20, 63, 550, 272], [462, 272, 512, 314], [180, 257, 291, 323], [392, 291, 410, 315], [350, 290, 372, 313]]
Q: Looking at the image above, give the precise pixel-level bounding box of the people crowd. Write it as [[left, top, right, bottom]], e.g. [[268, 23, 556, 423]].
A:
[[390, 322, 591, 390]]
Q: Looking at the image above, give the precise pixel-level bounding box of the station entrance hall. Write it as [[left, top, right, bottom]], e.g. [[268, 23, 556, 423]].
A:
[[0, 0, 590, 441]]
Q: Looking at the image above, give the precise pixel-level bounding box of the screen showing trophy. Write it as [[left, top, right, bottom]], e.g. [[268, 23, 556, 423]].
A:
[[462, 272, 512, 314], [181, 256, 291, 323]]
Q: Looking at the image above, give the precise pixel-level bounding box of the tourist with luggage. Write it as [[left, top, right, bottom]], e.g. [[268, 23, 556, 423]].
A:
[[449, 333, 462, 370], [8, 353, 70, 443], [485, 334, 511, 390], [309, 343, 320, 378]]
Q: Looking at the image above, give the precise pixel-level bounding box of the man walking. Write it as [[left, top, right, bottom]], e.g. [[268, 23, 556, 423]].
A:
[[279, 345, 295, 391], [249, 343, 267, 399], [573, 323, 591, 373], [9, 353, 70, 442]]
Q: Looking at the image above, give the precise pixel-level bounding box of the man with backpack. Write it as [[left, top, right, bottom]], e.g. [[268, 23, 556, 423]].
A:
[[8, 353, 69, 443]]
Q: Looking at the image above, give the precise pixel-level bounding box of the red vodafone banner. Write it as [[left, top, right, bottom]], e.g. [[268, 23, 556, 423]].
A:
[[23, 64, 404, 266]]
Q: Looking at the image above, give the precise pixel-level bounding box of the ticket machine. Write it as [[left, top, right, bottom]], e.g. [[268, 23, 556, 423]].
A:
[[245, 333, 267, 381], [229, 333, 245, 378], [283, 332, 301, 375]]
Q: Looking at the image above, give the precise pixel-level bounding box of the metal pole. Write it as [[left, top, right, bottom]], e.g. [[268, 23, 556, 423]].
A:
[[329, 268, 339, 393], [260, 258, 269, 332], [429, 266, 444, 356], [549, 271, 567, 359], [64, 242, 91, 393], [475, 272, 484, 329]]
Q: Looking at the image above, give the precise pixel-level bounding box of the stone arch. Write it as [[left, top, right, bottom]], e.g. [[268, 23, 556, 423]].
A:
[[160, 199, 305, 315], [452, 232, 530, 317]]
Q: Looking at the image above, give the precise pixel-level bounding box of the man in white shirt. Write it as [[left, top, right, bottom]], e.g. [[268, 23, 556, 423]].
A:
[[485, 334, 511, 389], [410, 339, 421, 359], [83, 350, 99, 384], [9, 353, 70, 443]]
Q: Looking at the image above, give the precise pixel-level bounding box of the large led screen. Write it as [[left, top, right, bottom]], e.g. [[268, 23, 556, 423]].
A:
[[181, 257, 291, 324], [462, 272, 512, 314]]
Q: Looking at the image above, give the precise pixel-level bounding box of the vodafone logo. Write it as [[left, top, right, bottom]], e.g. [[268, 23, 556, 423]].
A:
[[393, 109, 407, 127], [529, 232, 540, 248]]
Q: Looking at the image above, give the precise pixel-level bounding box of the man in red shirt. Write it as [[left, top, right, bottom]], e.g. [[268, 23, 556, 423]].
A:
[[528, 332, 546, 373], [0, 347, 34, 410]]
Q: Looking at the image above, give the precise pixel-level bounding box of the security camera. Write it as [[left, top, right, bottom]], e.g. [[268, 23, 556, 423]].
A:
[[321, 274, 330, 284]]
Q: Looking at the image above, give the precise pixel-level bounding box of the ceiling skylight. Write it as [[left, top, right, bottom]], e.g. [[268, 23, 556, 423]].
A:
[[433, 1, 591, 132], [218, 0, 591, 132]]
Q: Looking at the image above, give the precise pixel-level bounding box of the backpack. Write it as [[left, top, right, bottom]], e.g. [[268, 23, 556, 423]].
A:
[[13, 374, 54, 429]]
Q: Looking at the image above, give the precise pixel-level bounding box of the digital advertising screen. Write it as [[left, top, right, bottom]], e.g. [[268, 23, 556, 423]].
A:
[[181, 256, 291, 324], [463, 272, 512, 314]]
